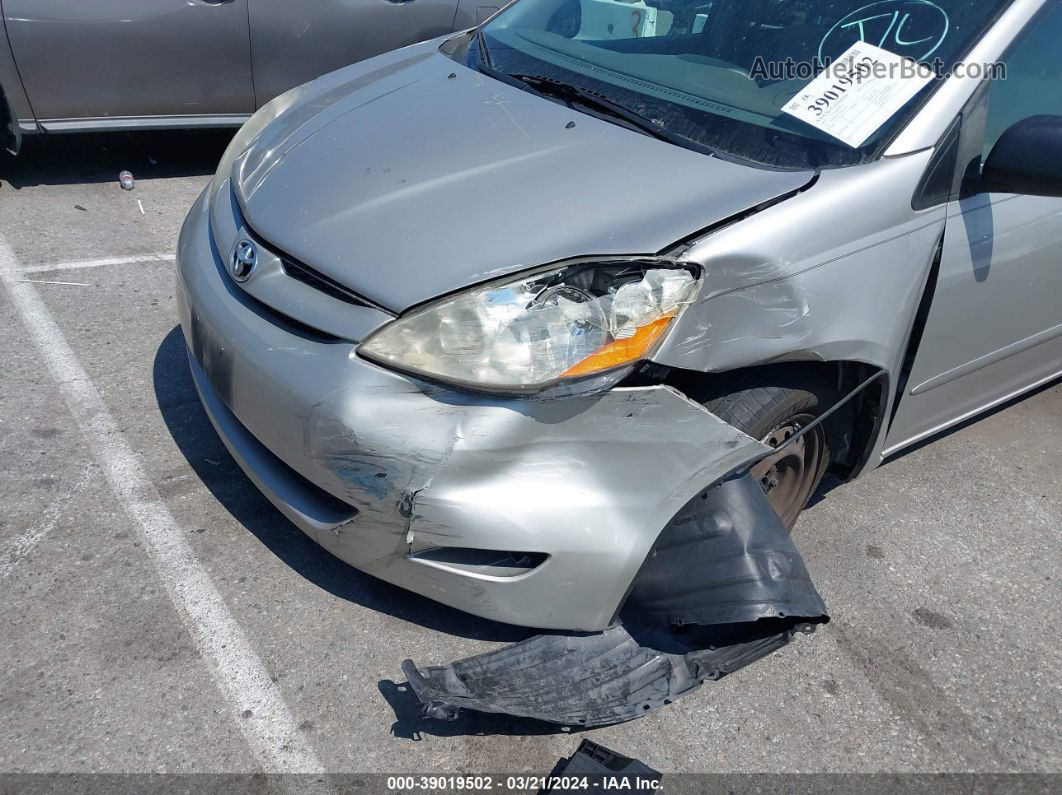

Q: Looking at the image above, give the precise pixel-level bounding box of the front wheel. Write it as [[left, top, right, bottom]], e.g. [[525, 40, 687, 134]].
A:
[[699, 370, 838, 530]]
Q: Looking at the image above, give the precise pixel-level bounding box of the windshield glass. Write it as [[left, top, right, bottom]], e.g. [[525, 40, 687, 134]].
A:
[[475, 0, 1011, 169]]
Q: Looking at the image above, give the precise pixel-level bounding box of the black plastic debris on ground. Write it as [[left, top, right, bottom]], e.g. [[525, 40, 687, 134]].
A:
[[542, 740, 661, 793], [401, 470, 829, 728]]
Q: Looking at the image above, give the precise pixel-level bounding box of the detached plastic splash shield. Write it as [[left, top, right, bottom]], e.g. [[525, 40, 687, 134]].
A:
[[401, 471, 828, 727]]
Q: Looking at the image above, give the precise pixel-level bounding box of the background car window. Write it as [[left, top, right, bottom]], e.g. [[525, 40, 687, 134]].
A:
[[561, 0, 969, 67], [983, 0, 1062, 160]]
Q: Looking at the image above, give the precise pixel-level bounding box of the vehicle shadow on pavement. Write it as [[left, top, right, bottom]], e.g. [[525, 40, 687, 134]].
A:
[[0, 130, 235, 188], [153, 326, 533, 645]]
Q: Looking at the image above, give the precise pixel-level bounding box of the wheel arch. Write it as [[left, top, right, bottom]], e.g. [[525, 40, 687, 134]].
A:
[[0, 82, 21, 154], [0, 8, 36, 154], [661, 359, 890, 481]]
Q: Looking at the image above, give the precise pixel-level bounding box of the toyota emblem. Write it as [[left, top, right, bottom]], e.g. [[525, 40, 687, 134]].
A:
[[230, 239, 258, 282]]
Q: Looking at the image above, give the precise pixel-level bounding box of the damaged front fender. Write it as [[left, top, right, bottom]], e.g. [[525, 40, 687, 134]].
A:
[[401, 470, 827, 727]]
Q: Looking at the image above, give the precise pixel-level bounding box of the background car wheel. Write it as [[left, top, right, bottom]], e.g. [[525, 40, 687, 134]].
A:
[[698, 368, 839, 530]]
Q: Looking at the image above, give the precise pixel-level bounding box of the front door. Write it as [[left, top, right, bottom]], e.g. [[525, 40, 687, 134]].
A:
[[885, 0, 1062, 453], [4, 0, 255, 124], [246, 0, 463, 106]]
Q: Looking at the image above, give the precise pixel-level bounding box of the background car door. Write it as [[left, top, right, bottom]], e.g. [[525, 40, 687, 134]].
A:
[[3, 0, 254, 125], [247, 0, 463, 106], [884, 0, 1062, 454]]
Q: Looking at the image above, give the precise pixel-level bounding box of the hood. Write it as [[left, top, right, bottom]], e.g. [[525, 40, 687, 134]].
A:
[[234, 42, 814, 312]]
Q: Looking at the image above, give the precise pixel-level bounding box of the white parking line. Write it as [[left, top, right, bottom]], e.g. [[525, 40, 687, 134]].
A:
[[0, 235, 327, 776], [19, 252, 175, 274], [15, 279, 91, 287], [0, 467, 96, 579]]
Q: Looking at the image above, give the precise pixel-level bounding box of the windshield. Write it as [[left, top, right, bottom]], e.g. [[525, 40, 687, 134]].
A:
[[474, 0, 1011, 169]]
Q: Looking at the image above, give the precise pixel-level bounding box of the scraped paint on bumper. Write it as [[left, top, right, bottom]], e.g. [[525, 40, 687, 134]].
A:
[[175, 187, 771, 630]]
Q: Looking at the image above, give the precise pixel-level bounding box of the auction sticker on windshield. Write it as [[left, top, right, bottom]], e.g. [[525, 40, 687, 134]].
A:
[[782, 42, 935, 148]]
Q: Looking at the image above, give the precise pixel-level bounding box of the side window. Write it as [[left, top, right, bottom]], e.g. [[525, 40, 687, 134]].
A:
[[983, 0, 1062, 160]]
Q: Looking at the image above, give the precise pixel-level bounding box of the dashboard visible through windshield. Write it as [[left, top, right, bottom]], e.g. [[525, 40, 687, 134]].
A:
[[474, 0, 1011, 168]]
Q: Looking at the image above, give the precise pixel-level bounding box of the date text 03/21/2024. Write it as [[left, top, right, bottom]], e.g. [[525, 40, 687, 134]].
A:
[[385, 775, 662, 791]]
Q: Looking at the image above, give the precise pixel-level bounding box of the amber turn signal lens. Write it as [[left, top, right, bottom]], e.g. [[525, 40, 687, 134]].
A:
[[561, 314, 676, 378]]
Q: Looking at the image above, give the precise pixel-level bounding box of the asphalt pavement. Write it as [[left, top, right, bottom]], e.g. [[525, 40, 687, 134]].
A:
[[0, 131, 1058, 781]]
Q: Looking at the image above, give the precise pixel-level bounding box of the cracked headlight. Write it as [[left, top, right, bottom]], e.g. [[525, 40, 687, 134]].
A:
[[358, 259, 701, 394]]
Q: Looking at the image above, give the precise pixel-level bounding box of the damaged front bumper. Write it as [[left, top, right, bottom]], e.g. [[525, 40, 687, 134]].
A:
[[176, 187, 779, 632], [402, 471, 828, 727], [178, 187, 832, 728]]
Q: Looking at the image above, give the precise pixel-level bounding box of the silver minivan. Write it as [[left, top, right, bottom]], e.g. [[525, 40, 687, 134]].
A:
[[177, 0, 1062, 725]]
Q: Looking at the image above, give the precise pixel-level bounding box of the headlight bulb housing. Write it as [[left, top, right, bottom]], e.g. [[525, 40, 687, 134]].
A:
[[358, 258, 701, 395]]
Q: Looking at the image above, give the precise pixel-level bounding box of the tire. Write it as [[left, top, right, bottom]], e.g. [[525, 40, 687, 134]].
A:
[[698, 367, 839, 530]]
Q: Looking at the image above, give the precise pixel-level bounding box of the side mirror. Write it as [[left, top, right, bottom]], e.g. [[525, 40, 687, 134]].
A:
[[982, 115, 1062, 197]]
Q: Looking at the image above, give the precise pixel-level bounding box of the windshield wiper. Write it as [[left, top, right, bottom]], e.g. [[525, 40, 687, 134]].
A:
[[475, 28, 494, 70], [506, 73, 705, 151], [508, 74, 666, 141]]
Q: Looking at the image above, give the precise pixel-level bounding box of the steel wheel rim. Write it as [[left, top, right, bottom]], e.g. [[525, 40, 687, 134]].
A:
[[750, 412, 824, 529]]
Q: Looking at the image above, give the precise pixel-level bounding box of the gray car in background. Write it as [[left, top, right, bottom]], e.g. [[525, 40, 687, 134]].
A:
[[177, 0, 1061, 726], [0, 0, 503, 150]]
